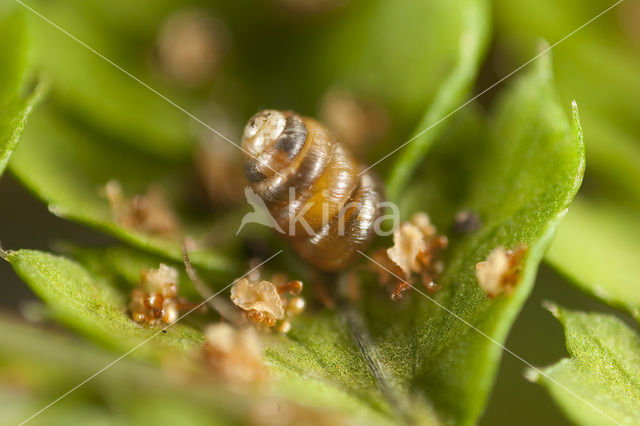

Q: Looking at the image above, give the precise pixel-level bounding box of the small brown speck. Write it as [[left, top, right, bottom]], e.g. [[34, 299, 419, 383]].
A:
[[452, 211, 481, 234]]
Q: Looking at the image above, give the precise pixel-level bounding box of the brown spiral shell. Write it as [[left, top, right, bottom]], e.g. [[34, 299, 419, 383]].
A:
[[241, 110, 384, 271]]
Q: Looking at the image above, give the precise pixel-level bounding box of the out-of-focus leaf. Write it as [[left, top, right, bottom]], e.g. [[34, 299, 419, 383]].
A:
[[228, 0, 490, 153], [386, 0, 490, 198], [311, 0, 490, 131], [493, 0, 640, 193], [65, 245, 206, 300], [25, 0, 198, 160], [0, 8, 29, 103], [0, 9, 38, 178], [528, 305, 640, 425], [546, 199, 640, 322], [0, 315, 260, 426], [0, 301, 381, 425], [493, 0, 640, 310], [266, 54, 584, 425], [3, 249, 203, 356], [9, 107, 236, 273]]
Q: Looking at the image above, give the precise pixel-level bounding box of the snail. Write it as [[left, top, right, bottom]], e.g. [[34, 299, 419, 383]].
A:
[[241, 110, 384, 271]]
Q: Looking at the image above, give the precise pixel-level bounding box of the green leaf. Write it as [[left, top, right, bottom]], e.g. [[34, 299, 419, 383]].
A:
[[64, 244, 208, 300], [0, 9, 38, 178], [3, 249, 203, 357], [0, 9, 29, 103], [492, 0, 640, 202], [493, 0, 640, 186], [266, 53, 585, 424], [493, 0, 640, 313], [6, 53, 584, 425], [0, 262, 382, 425], [234, 0, 491, 148], [0, 315, 259, 426], [546, 199, 640, 322], [386, 0, 490, 199], [5, 53, 584, 424], [528, 305, 640, 425], [26, 0, 197, 160], [311, 0, 490, 126], [9, 106, 236, 273]]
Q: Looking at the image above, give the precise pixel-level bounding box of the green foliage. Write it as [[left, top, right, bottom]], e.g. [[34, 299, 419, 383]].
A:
[[307, 0, 490, 133], [10, 107, 235, 273], [528, 305, 640, 425], [0, 9, 38, 178], [4, 0, 639, 424], [546, 199, 640, 322], [23, 0, 492, 163], [0, 315, 272, 426], [10, 0, 493, 277], [2, 248, 390, 425], [386, 0, 490, 198], [4, 249, 203, 357], [267, 55, 584, 425], [25, 0, 197, 160], [493, 0, 640, 325], [3, 47, 584, 425]]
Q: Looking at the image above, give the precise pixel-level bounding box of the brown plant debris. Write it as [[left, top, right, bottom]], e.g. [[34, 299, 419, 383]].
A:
[[338, 270, 362, 303], [194, 105, 245, 206], [230, 275, 304, 332], [203, 323, 267, 383], [248, 399, 343, 426], [619, 1, 640, 48], [129, 264, 196, 326], [377, 212, 447, 301], [320, 88, 389, 156], [195, 132, 245, 206], [104, 181, 179, 236], [155, 10, 230, 87], [475, 244, 527, 298]]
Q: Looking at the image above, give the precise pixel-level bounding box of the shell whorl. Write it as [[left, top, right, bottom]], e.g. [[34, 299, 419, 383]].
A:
[[241, 110, 383, 271]]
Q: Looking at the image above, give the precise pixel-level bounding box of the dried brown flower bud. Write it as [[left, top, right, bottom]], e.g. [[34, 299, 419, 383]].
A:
[[320, 89, 389, 156], [204, 323, 267, 383], [475, 245, 527, 298], [387, 222, 427, 278], [194, 105, 245, 206], [231, 278, 285, 325], [619, 1, 640, 48], [104, 181, 179, 236], [230, 273, 305, 332], [129, 264, 189, 326], [410, 212, 437, 240], [379, 212, 447, 300], [155, 10, 230, 87], [277, 320, 292, 334]]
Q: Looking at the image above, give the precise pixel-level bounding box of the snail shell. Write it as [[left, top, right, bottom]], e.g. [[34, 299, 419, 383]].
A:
[[241, 110, 384, 271]]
